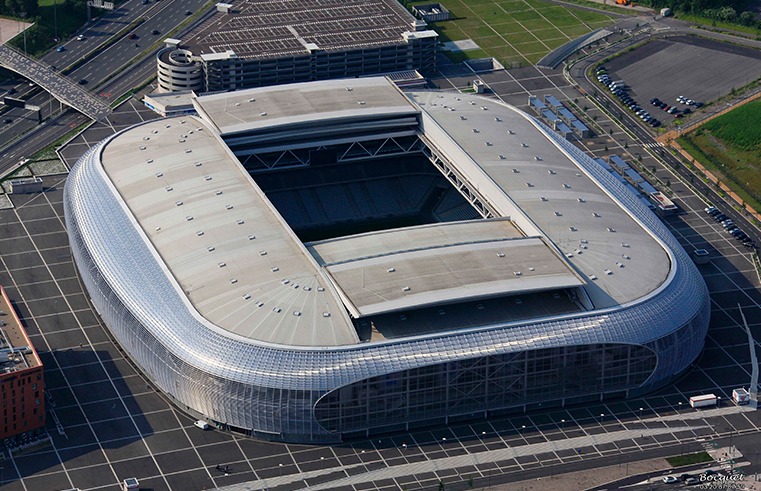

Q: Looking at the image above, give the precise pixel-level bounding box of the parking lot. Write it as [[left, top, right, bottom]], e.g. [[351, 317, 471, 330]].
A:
[[603, 35, 761, 116], [0, 77, 760, 489]]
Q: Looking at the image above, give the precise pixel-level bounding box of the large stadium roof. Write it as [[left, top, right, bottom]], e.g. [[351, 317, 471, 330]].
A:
[[179, 0, 423, 61], [98, 77, 671, 348]]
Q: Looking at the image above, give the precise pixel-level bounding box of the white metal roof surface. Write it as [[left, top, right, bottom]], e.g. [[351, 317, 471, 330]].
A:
[[308, 220, 585, 317], [100, 116, 359, 347], [410, 91, 670, 308], [192, 77, 419, 136]]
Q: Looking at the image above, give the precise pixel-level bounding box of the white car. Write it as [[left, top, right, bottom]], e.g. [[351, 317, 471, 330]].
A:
[[77, 34, 84, 41], [662, 475, 678, 483], [194, 420, 210, 430]]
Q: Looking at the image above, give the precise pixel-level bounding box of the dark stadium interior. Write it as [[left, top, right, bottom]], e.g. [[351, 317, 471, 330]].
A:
[[252, 154, 481, 242]]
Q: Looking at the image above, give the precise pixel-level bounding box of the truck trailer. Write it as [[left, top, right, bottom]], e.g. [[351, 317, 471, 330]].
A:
[[689, 394, 718, 408]]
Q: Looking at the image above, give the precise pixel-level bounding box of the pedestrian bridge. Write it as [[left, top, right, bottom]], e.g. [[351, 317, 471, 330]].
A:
[[0, 44, 111, 121]]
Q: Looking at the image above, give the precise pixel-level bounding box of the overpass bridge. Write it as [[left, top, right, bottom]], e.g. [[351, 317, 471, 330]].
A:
[[0, 44, 111, 121]]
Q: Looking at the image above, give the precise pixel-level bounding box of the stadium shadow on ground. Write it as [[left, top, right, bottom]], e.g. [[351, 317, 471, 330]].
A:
[[11, 348, 158, 481]]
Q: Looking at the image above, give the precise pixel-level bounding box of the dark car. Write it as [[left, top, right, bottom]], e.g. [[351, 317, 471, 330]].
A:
[[3, 118, 12, 124], [185, 9, 192, 14], [680, 474, 695, 481], [683, 108, 692, 114], [128, 33, 138, 39], [151, 29, 160, 35], [695, 102, 704, 108], [78, 78, 88, 85]]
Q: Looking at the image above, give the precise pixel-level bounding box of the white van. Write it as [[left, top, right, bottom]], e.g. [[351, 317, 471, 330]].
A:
[[194, 420, 210, 430]]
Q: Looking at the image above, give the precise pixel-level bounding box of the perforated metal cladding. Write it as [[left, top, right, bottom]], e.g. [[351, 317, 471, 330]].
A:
[[64, 116, 709, 441]]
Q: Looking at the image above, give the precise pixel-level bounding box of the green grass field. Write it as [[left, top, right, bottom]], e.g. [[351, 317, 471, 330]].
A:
[[679, 99, 761, 209], [407, 0, 617, 66]]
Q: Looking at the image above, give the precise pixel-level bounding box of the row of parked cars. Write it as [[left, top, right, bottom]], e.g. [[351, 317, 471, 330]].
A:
[[705, 206, 756, 248], [595, 67, 661, 128], [662, 469, 728, 485]]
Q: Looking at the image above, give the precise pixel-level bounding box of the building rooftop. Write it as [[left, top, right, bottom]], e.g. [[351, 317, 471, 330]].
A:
[[100, 116, 360, 347], [0, 286, 42, 372], [308, 220, 585, 317], [410, 91, 671, 309], [192, 77, 419, 136], [179, 0, 422, 60]]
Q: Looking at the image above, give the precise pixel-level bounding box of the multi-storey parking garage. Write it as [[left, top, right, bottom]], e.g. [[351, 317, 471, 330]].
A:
[[156, 0, 437, 93], [64, 77, 710, 443]]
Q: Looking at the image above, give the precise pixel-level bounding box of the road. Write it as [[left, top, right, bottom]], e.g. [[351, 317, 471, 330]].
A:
[[567, 20, 761, 250], [0, 0, 209, 176]]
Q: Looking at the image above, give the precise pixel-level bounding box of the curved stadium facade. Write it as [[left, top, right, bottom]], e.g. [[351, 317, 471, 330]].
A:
[[64, 78, 710, 443]]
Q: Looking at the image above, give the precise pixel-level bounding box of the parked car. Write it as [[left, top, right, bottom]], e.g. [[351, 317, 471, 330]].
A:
[[663, 475, 678, 483]]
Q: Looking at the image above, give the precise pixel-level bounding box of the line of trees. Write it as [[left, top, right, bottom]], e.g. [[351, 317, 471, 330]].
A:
[[638, 0, 761, 28], [0, 0, 38, 18]]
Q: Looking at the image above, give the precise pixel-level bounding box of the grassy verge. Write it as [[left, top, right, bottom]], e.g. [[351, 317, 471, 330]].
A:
[[676, 98, 761, 213], [666, 452, 713, 467], [675, 13, 761, 38]]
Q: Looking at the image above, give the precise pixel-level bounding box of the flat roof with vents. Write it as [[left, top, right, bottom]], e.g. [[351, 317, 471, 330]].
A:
[[410, 90, 670, 308], [308, 219, 586, 317], [192, 77, 419, 136], [100, 117, 359, 347]]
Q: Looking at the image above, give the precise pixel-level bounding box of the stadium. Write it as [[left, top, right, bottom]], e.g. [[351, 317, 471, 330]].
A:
[[64, 77, 710, 443]]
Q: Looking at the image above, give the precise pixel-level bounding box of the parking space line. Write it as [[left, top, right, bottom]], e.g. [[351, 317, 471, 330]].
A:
[[8, 198, 175, 491]]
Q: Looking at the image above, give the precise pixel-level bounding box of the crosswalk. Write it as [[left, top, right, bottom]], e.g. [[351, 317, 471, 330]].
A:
[[642, 142, 665, 149]]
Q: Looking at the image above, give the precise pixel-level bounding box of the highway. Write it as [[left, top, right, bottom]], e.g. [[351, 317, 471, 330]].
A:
[[0, 0, 209, 175]]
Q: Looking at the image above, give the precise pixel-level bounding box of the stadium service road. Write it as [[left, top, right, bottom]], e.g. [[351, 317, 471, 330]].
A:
[[0, 89, 760, 491]]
